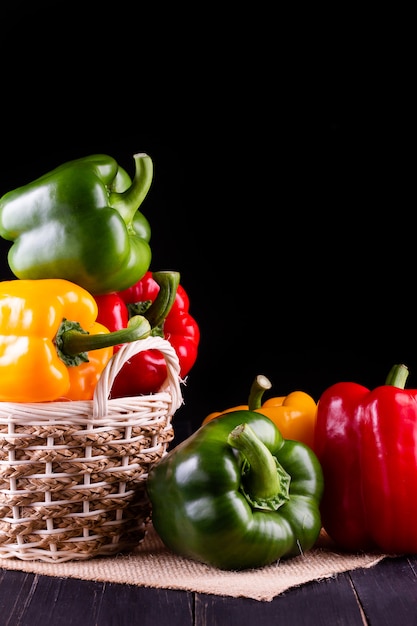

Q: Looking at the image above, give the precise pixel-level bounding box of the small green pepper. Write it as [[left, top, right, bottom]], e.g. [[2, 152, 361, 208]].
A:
[[147, 410, 324, 570], [0, 152, 153, 295]]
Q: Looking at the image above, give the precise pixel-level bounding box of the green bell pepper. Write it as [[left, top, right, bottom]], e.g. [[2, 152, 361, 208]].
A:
[[0, 152, 153, 295], [147, 410, 324, 570]]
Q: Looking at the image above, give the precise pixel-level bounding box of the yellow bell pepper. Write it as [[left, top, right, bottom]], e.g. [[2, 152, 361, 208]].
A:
[[0, 278, 151, 402], [202, 374, 317, 450]]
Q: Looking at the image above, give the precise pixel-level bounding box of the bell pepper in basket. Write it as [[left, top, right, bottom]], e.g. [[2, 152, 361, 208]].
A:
[[203, 374, 317, 450], [315, 364, 417, 553], [95, 270, 200, 396], [0, 278, 151, 402], [0, 153, 153, 295], [147, 410, 323, 570]]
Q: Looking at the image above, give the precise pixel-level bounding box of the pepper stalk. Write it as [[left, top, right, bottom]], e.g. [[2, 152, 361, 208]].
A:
[[247, 374, 272, 410], [108, 152, 154, 225], [228, 422, 291, 511], [57, 270, 180, 366], [56, 315, 151, 367], [385, 363, 409, 388], [125, 270, 180, 334]]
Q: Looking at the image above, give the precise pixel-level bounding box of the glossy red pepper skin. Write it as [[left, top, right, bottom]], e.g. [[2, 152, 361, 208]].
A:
[[315, 378, 417, 553], [95, 272, 200, 396]]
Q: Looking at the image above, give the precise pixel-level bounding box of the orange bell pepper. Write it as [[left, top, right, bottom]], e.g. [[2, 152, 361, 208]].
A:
[[0, 278, 151, 402], [203, 374, 317, 450]]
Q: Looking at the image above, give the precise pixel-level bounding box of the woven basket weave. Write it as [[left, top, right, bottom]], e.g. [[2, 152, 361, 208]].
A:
[[0, 335, 183, 562]]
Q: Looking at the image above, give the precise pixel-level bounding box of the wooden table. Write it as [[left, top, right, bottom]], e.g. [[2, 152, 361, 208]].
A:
[[1, 553, 417, 625]]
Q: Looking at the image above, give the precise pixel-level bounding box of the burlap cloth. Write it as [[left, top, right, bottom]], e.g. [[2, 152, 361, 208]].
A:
[[0, 525, 389, 602]]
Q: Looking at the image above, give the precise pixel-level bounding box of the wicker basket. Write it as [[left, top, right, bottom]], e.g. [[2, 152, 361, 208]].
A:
[[0, 335, 183, 562]]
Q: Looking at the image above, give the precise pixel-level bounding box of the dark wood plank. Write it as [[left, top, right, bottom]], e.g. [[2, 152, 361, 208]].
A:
[[0, 569, 39, 624], [407, 554, 417, 576], [195, 572, 365, 626], [349, 555, 417, 625], [0, 571, 101, 626], [0, 569, 194, 626], [96, 583, 194, 626]]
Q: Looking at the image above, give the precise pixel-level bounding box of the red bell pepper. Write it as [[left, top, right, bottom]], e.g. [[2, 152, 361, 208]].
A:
[[315, 364, 417, 554], [95, 271, 200, 397]]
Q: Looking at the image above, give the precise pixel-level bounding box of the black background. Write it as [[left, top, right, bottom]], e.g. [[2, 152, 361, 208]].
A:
[[1, 3, 414, 440]]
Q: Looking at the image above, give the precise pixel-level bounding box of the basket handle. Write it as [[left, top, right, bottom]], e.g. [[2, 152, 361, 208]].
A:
[[93, 336, 183, 417]]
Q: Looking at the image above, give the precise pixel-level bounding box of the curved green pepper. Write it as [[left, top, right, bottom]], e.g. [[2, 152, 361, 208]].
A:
[[0, 153, 153, 295], [147, 410, 324, 570]]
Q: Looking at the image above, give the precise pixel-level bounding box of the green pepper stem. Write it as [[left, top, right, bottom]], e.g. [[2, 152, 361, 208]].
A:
[[56, 315, 151, 367], [145, 271, 180, 329], [385, 363, 409, 388], [248, 374, 272, 410], [108, 153, 153, 224], [227, 423, 291, 511], [127, 270, 180, 332]]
